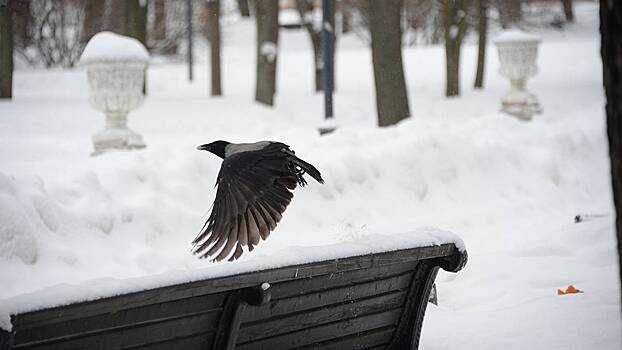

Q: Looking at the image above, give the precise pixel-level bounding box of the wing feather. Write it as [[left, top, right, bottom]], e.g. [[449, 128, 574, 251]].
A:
[[193, 144, 322, 261]]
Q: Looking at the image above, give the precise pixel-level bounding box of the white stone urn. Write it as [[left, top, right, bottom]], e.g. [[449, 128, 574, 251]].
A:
[[494, 30, 542, 120], [80, 31, 149, 155]]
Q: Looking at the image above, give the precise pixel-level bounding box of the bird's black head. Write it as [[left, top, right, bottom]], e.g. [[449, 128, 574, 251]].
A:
[[197, 140, 230, 159]]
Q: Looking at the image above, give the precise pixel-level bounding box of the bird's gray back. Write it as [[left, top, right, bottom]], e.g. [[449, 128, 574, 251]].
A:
[[224, 141, 272, 157]]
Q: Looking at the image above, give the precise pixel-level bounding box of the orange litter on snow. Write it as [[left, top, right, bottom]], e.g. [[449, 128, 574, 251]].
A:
[[557, 285, 584, 295]]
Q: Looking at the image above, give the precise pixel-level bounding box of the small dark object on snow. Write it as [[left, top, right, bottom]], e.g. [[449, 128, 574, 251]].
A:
[[194, 140, 324, 261]]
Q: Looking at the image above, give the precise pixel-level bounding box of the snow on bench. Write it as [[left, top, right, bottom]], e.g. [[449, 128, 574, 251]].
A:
[[0, 229, 466, 350]]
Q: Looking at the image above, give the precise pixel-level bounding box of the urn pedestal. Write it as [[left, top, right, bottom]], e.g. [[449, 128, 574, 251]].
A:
[[494, 30, 542, 120], [80, 32, 150, 155]]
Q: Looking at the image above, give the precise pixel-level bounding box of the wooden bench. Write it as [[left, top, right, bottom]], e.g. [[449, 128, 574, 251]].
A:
[[0, 243, 467, 350]]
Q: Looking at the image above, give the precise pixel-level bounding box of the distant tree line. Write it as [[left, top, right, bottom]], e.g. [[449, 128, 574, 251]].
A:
[[0, 0, 579, 127]]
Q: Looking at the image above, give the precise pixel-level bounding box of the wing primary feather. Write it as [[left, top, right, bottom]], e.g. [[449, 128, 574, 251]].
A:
[[214, 218, 239, 261], [256, 200, 277, 230], [204, 228, 228, 257], [235, 215, 248, 247], [247, 211, 261, 246], [250, 206, 269, 240], [229, 244, 243, 261]]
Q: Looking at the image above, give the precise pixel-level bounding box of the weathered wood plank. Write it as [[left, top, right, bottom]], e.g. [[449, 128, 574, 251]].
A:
[[298, 326, 395, 350], [238, 290, 407, 343], [13, 311, 220, 350], [13, 293, 225, 344], [267, 260, 418, 301], [236, 308, 402, 350], [121, 331, 215, 350], [11, 245, 454, 330], [241, 272, 412, 324]]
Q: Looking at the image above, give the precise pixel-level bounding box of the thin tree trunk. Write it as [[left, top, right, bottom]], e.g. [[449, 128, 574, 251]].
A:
[[0, 1, 13, 99], [443, 0, 468, 97], [562, 0, 574, 22], [474, 0, 487, 89], [124, 0, 148, 94], [238, 0, 250, 17], [341, 3, 350, 34], [83, 0, 105, 44], [369, 0, 410, 127], [207, 0, 221, 96], [296, 0, 331, 92], [102, 0, 124, 33], [255, 0, 279, 106], [600, 0, 622, 308], [124, 0, 147, 46], [153, 0, 166, 41], [497, 0, 521, 28]]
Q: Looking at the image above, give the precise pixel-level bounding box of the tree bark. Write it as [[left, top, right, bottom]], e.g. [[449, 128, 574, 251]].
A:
[[124, 0, 147, 94], [0, 1, 13, 99], [474, 0, 487, 89], [238, 0, 250, 17], [153, 0, 166, 41], [207, 0, 222, 96], [443, 0, 468, 97], [124, 0, 147, 46], [255, 0, 279, 106], [496, 0, 521, 28], [369, 0, 410, 127], [83, 0, 105, 44], [297, 0, 335, 92], [562, 0, 574, 22], [600, 0, 622, 308]]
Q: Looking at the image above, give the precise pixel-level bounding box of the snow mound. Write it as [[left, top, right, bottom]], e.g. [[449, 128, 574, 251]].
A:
[[80, 31, 150, 64]]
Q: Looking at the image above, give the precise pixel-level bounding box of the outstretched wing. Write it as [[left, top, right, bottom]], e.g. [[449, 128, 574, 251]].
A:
[[193, 145, 298, 261]]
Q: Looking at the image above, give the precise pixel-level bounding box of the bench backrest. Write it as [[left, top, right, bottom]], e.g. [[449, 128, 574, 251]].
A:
[[0, 243, 466, 350]]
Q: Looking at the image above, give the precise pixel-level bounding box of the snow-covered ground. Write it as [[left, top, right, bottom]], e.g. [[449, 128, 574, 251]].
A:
[[0, 2, 619, 348]]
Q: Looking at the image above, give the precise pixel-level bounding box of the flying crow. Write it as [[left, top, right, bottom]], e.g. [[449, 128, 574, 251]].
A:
[[193, 140, 324, 261]]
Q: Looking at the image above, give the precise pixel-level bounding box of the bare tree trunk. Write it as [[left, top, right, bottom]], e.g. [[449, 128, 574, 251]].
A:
[[0, 1, 13, 99], [102, 0, 124, 33], [369, 0, 410, 127], [497, 0, 521, 28], [562, 0, 574, 22], [255, 0, 279, 106], [124, 0, 147, 46], [443, 0, 468, 97], [600, 0, 622, 308], [341, 2, 351, 34], [238, 0, 250, 17], [297, 0, 335, 92], [153, 0, 166, 41], [83, 0, 105, 43], [474, 0, 487, 89], [124, 0, 147, 94], [207, 0, 221, 96]]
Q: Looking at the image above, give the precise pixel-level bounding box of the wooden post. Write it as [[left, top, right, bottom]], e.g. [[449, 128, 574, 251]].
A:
[[0, 0, 13, 99]]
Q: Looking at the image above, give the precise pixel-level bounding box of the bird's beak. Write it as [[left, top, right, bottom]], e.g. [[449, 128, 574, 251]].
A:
[[197, 144, 211, 151]]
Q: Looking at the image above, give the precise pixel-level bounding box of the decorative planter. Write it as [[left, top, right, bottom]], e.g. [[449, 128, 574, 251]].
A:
[[80, 32, 149, 155], [494, 30, 542, 120]]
